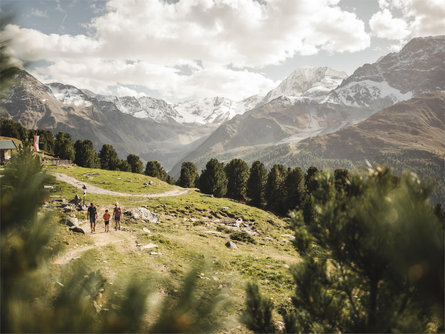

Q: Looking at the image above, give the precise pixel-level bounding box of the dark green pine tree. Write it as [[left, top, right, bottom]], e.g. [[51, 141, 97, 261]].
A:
[[334, 168, 350, 192], [117, 159, 131, 172], [54, 132, 75, 161], [98, 144, 119, 170], [265, 164, 288, 214], [126, 154, 143, 174], [241, 283, 276, 334], [0, 118, 28, 142], [145, 160, 168, 181], [244, 167, 444, 333], [305, 166, 319, 195], [247, 161, 267, 208], [198, 158, 227, 198], [165, 175, 176, 185], [177, 161, 198, 188], [36, 129, 55, 154], [74, 139, 100, 168], [285, 166, 306, 212], [225, 158, 249, 201]]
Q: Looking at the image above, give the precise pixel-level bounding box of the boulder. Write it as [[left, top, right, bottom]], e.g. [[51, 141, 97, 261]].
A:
[[140, 243, 158, 250], [77, 204, 88, 211], [124, 208, 160, 223], [65, 217, 79, 227], [69, 226, 85, 234], [63, 204, 75, 212], [225, 240, 237, 249], [143, 227, 151, 234]]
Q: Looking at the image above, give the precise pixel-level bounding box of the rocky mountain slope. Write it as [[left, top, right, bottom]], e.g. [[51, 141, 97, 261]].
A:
[[295, 91, 445, 161], [326, 36, 445, 109], [171, 36, 445, 176], [0, 70, 215, 169], [50, 83, 257, 125], [261, 66, 347, 104]]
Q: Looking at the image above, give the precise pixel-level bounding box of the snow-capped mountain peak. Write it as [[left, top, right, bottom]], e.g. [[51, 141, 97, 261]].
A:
[[261, 66, 348, 104], [172, 96, 247, 124], [48, 83, 92, 107], [325, 35, 445, 109]]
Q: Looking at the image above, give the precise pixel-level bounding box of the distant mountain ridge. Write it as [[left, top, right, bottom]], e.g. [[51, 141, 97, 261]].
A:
[[1, 70, 215, 170], [326, 36, 445, 109], [170, 35, 445, 176], [1, 35, 444, 181], [48, 83, 260, 125]]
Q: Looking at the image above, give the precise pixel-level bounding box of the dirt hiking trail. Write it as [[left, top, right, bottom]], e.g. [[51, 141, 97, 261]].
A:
[[53, 227, 137, 265], [52, 172, 188, 197]]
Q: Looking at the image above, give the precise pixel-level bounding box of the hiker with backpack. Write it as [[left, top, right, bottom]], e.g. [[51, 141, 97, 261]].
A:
[[113, 202, 122, 231], [87, 202, 97, 233]]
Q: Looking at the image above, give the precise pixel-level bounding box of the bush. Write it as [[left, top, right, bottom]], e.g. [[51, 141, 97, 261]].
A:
[[230, 231, 256, 244]]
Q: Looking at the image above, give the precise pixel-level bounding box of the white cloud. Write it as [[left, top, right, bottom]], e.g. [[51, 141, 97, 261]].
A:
[[5, 0, 370, 100], [369, 9, 410, 39], [116, 86, 146, 98], [30, 58, 277, 102], [370, 0, 445, 41]]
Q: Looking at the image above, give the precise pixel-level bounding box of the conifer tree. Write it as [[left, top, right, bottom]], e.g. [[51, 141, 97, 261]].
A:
[[305, 166, 319, 194], [198, 158, 227, 198], [145, 160, 168, 181], [244, 167, 444, 333], [247, 161, 267, 208], [285, 167, 306, 212], [165, 175, 176, 185], [36, 129, 55, 153], [126, 154, 143, 174], [99, 144, 119, 170], [74, 139, 100, 168], [225, 158, 249, 201], [117, 159, 131, 172], [265, 164, 288, 214], [177, 161, 198, 188], [334, 168, 350, 192], [241, 283, 276, 334], [54, 132, 75, 161], [0, 118, 28, 142]]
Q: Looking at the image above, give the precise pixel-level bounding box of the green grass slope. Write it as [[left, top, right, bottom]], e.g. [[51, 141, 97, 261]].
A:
[[47, 165, 299, 331]]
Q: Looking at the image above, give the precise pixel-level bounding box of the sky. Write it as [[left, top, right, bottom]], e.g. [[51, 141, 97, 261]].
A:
[[2, 0, 445, 102]]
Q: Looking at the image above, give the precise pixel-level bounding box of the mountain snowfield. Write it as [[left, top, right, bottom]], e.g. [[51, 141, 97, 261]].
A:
[[325, 36, 445, 108], [48, 34, 443, 127], [47, 65, 351, 126], [262, 66, 348, 104]]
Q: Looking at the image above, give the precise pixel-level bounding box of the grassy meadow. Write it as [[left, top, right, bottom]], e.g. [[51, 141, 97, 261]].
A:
[[46, 165, 299, 331]]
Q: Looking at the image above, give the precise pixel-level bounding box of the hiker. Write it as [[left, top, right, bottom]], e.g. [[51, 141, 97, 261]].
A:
[[87, 202, 97, 233], [103, 209, 111, 233], [113, 202, 122, 231], [82, 185, 87, 205]]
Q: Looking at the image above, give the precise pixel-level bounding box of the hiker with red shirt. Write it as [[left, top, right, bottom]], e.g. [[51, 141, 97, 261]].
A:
[[103, 209, 111, 233], [113, 203, 122, 231]]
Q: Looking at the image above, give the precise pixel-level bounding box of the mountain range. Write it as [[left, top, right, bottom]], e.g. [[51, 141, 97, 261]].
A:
[[1, 35, 444, 201]]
